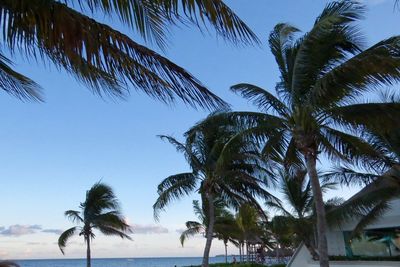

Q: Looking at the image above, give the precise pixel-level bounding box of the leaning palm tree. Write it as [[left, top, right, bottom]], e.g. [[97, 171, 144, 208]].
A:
[[228, 1, 400, 266], [0, 0, 259, 108], [153, 114, 275, 267], [58, 182, 131, 267]]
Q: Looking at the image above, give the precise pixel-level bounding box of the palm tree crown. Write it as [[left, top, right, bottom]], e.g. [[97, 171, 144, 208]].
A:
[[58, 182, 131, 267], [228, 1, 400, 266], [0, 0, 259, 108]]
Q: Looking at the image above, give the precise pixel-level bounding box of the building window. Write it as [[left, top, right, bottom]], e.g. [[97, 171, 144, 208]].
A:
[[343, 227, 400, 258]]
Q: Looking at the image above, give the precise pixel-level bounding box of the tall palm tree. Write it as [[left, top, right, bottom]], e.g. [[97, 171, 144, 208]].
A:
[[179, 200, 238, 264], [153, 114, 275, 267], [227, 1, 400, 266], [0, 0, 259, 108], [58, 182, 131, 267]]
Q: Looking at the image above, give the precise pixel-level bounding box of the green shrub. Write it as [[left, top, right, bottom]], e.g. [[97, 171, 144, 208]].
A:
[[329, 255, 400, 261]]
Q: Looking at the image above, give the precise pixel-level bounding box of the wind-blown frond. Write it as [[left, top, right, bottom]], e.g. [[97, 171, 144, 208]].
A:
[[64, 210, 84, 224], [58, 227, 78, 254], [0, 0, 227, 109], [154, 173, 197, 220], [0, 53, 42, 101], [231, 83, 289, 116], [180, 221, 204, 246]]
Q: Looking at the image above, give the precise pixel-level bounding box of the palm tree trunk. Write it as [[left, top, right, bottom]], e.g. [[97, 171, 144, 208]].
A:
[[224, 241, 228, 263], [305, 154, 330, 267], [86, 237, 91, 267], [202, 193, 215, 267], [239, 243, 242, 262]]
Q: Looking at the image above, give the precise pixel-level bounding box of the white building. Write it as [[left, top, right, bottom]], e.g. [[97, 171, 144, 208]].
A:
[[287, 198, 400, 267]]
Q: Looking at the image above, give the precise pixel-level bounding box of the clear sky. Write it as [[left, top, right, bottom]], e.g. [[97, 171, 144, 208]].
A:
[[0, 0, 398, 260]]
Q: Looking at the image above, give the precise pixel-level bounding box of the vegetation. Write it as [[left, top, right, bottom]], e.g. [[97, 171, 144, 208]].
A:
[[58, 182, 131, 267], [153, 114, 275, 267], [0, 0, 261, 108], [225, 1, 400, 266]]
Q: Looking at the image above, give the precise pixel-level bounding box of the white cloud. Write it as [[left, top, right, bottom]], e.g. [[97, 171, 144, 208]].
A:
[[132, 224, 169, 234], [0, 225, 42, 236], [41, 229, 63, 235]]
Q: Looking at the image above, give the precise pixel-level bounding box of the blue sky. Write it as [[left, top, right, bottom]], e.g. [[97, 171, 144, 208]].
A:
[[0, 0, 398, 260]]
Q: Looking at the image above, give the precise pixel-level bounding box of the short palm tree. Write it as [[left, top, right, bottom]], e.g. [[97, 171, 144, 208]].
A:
[[180, 200, 237, 264], [267, 168, 337, 260], [58, 182, 131, 267], [153, 114, 275, 267], [228, 1, 400, 266], [0, 0, 259, 108]]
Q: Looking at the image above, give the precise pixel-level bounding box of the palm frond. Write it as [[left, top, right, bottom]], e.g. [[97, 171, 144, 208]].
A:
[[180, 221, 204, 246], [0, 53, 42, 101], [153, 172, 197, 220], [1, 0, 226, 109], [97, 225, 132, 240], [328, 102, 400, 132], [64, 210, 84, 224], [231, 83, 289, 116], [311, 36, 400, 107], [58, 226, 78, 254]]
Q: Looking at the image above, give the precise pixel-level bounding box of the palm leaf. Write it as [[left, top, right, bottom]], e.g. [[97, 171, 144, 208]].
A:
[[153, 172, 197, 220], [0, 53, 42, 101], [1, 0, 226, 109], [58, 226, 78, 254]]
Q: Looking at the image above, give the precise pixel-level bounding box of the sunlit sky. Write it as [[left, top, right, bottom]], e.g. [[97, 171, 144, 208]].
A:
[[0, 0, 398, 260]]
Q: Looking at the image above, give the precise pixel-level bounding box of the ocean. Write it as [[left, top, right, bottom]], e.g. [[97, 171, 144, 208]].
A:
[[14, 257, 234, 267]]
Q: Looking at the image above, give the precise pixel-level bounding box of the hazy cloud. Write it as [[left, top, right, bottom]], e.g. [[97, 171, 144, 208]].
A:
[[175, 228, 186, 234], [132, 224, 168, 234], [0, 225, 42, 236], [42, 229, 63, 235]]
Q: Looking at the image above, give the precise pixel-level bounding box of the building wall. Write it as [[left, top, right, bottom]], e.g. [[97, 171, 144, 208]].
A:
[[327, 230, 346, 256]]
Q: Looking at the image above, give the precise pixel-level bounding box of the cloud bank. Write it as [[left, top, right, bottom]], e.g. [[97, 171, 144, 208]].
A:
[[132, 224, 169, 234], [0, 225, 63, 236]]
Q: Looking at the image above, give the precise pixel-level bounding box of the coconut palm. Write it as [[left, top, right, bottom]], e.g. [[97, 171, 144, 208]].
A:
[[228, 1, 400, 266], [153, 114, 275, 267], [323, 126, 400, 235], [58, 182, 131, 267], [0, 0, 259, 108], [267, 168, 337, 260], [180, 199, 238, 263]]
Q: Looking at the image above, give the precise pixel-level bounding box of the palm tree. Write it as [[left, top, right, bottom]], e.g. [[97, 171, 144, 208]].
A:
[[153, 114, 275, 267], [58, 182, 131, 267], [267, 168, 337, 260], [323, 126, 400, 235], [228, 1, 400, 266], [179, 200, 238, 264], [0, 0, 259, 108]]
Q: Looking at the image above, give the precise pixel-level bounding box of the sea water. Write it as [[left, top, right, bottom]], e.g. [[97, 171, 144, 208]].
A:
[[15, 256, 234, 267]]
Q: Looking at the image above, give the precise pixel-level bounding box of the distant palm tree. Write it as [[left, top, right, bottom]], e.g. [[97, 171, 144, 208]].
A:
[[228, 1, 400, 266], [58, 182, 131, 267], [180, 200, 237, 263], [0, 0, 259, 108], [153, 114, 275, 267]]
